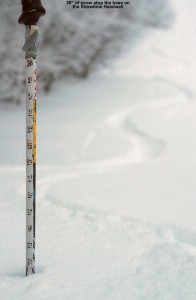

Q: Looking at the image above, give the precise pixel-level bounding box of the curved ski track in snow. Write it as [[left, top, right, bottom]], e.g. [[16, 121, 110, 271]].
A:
[[1, 168, 196, 299], [78, 89, 190, 168]]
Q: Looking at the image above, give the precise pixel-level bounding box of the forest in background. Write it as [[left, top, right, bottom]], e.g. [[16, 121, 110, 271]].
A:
[[0, 0, 173, 104]]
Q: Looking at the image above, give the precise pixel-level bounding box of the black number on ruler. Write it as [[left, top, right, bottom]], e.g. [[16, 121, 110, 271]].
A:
[[27, 60, 33, 67], [27, 225, 32, 232], [28, 77, 33, 83], [28, 109, 33, 117], [27, 142, 32, 149], [27, 208, 32, 215], [27, 175, 33, 182], [27, 159, 33, 165], [27, 258, 33, 266], [28, 93, 33, 100], [27, 242, 32, 249], [27, 192, 33, 199], [27, 126, 33, 133]]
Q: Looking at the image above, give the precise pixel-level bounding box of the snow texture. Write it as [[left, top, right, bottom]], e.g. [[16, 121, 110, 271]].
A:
[[0, 0, 173, 103], [0, 0, 196, 299]]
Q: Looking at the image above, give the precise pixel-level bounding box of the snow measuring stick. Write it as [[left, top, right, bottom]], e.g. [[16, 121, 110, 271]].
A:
[[18, 0, 46, 276]]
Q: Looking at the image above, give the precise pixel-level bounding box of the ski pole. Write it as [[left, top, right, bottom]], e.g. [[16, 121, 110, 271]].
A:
[[18, 0, 46, 276]]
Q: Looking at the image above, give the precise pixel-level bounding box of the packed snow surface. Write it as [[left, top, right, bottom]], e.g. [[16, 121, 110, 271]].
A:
[[0, 0, 196, 299]]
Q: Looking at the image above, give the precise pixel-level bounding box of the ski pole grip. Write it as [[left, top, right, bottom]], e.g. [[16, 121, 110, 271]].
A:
[[18, 0, 46, 25]]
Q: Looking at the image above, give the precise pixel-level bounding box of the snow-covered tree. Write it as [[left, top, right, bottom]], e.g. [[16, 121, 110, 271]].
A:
[[0, 0, 173, 104]]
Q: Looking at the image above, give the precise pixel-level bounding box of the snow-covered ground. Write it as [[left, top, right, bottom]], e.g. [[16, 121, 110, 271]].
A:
[[0, 0, 196, 299]]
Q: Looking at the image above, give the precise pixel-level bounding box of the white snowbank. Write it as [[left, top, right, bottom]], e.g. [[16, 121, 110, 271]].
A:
[[0, 0, 196, 299]]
